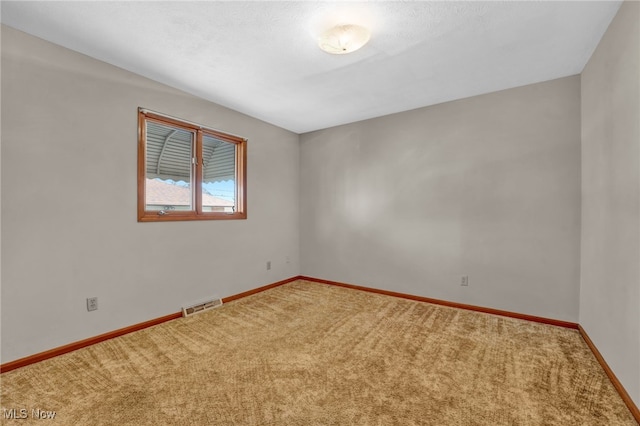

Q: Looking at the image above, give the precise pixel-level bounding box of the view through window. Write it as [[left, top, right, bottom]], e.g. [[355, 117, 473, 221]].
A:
[[138, 109, 247, 221]]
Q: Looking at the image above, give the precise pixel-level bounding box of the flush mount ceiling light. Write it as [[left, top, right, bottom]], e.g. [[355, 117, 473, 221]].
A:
[[318, 24, 371, 55]]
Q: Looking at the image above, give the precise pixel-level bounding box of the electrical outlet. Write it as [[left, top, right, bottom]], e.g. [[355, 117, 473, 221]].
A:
[[285, 256, 290, 264], [87, 297, 98, 311], [461, 276, 469, 286], [266, 261, 271, 271]]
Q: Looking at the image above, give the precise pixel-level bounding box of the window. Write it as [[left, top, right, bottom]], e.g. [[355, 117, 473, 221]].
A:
[[138, 109, 247, 221]]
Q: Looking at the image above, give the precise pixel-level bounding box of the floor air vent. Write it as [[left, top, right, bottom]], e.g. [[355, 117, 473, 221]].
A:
[[182, 298, 223, 317]]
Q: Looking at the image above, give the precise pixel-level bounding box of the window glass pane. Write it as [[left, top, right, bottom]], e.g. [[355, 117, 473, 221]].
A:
[[138, 109, 246, 222], [145, 121, 194, 211], [202, 134, 236, 213]]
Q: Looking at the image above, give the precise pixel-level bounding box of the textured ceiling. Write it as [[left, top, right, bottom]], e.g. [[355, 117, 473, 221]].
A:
[[1, 1, 622, 134]]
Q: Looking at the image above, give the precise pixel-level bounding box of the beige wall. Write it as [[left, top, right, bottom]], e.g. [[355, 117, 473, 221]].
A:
[[300, 76, 582, 322], [1, 26, 300, 363], [580, 0, 640, 406]]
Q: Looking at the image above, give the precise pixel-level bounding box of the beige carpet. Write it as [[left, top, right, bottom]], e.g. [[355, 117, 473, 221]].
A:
[[1, 280, 636, 425]]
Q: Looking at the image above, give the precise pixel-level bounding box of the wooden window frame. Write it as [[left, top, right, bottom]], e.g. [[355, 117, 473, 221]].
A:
[[138, 109, 247, 222]]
